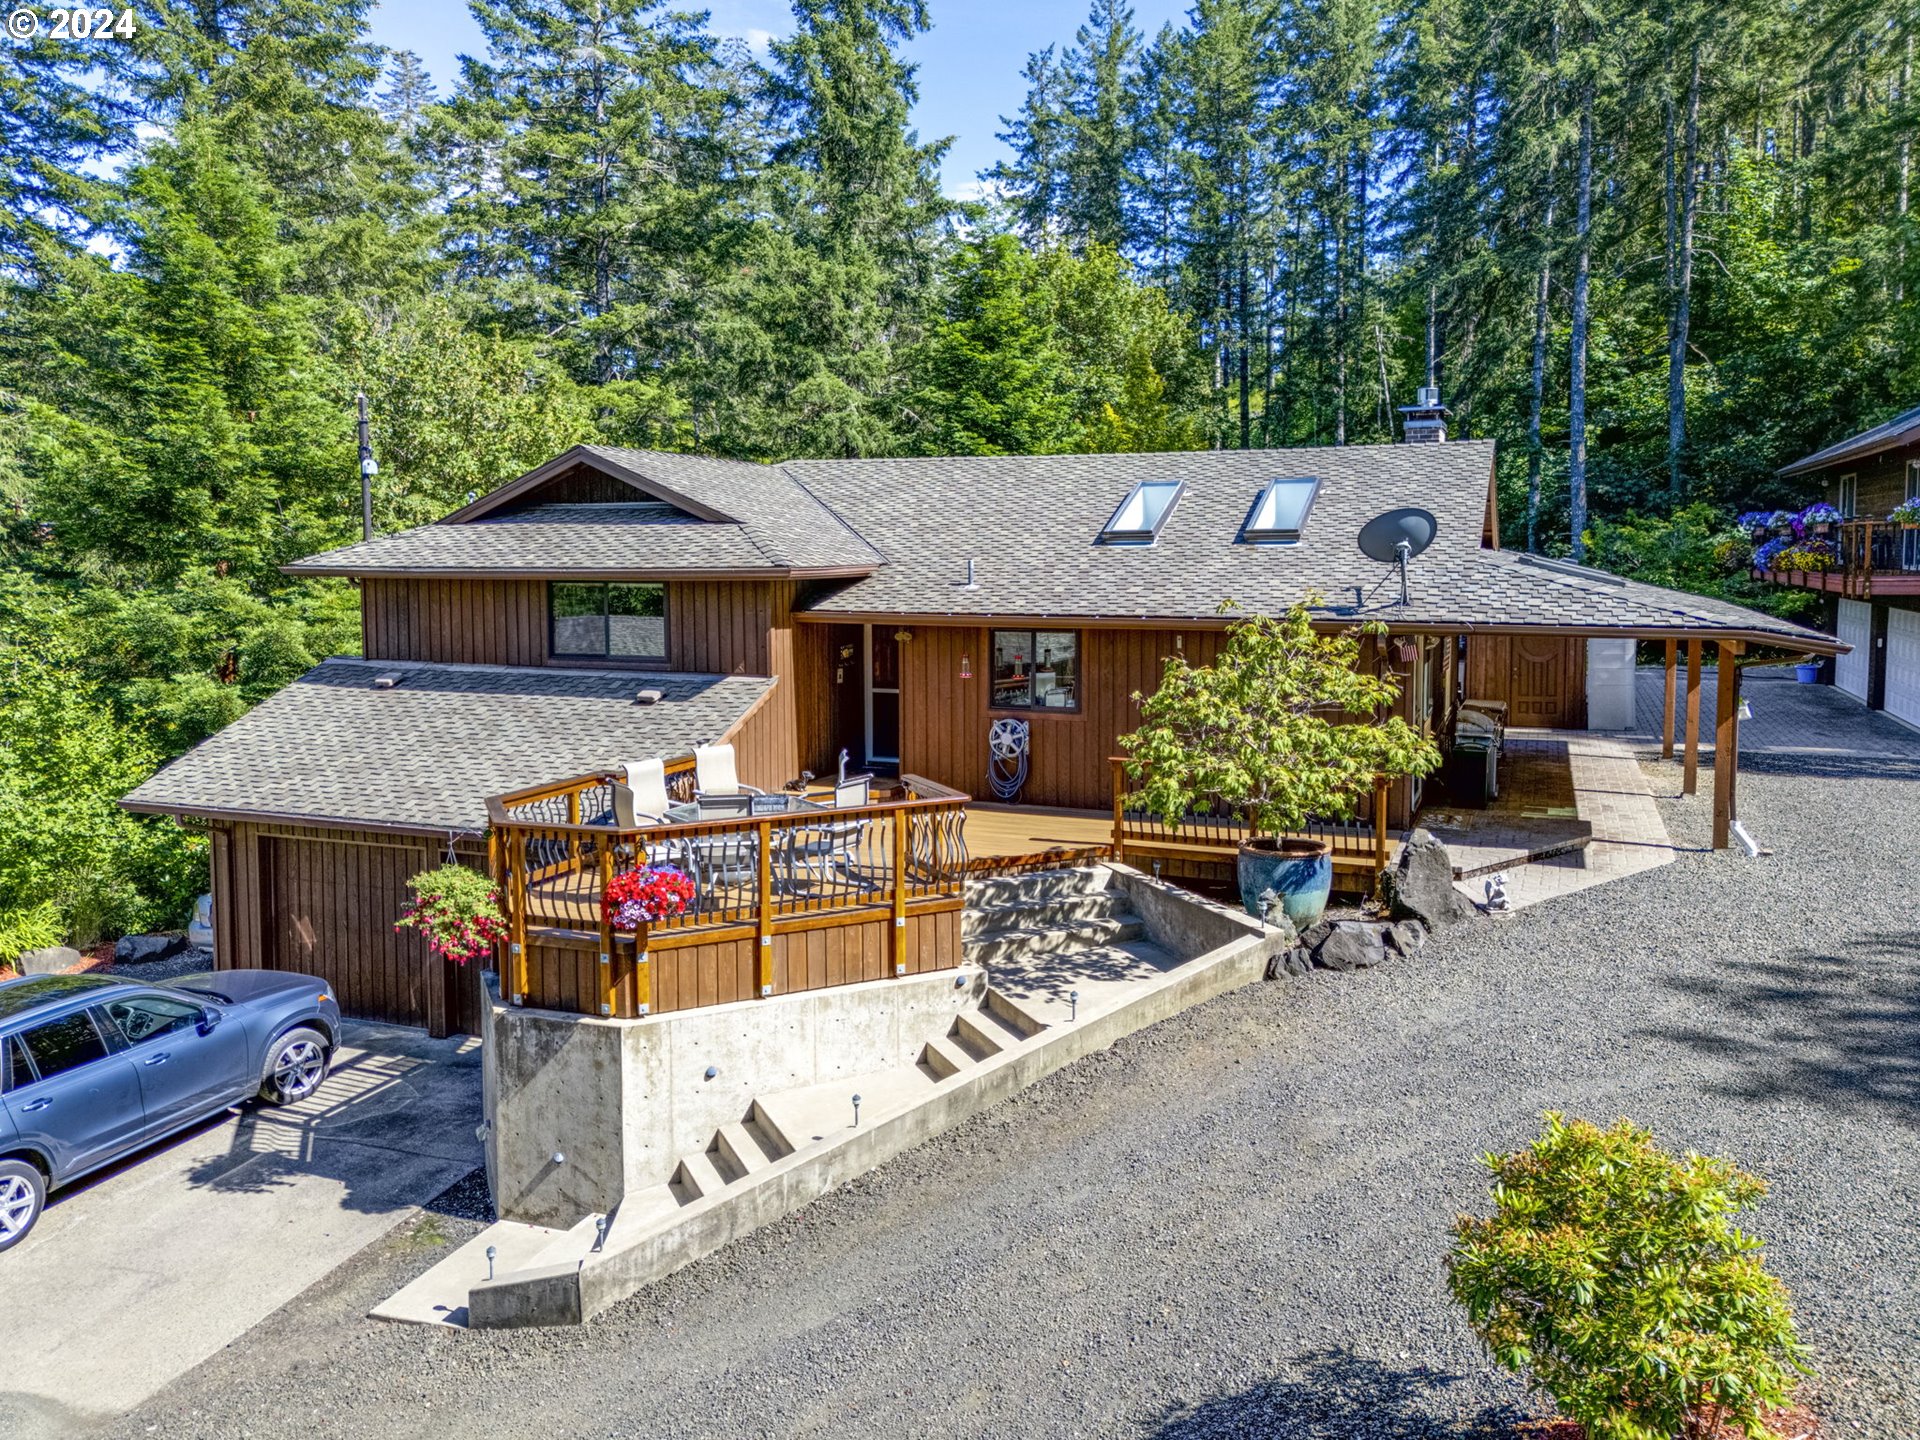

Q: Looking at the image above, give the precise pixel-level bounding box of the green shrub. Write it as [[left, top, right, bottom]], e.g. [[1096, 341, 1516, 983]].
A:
[[1447, 1114, 1809, 1440], [0, 902, 66, 964]]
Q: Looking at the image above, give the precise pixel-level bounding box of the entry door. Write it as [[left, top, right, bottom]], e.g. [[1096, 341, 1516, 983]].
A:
[[1510, 636, 1582, 727], [827, 624, 865, 771], [864, 626, 901, 768]]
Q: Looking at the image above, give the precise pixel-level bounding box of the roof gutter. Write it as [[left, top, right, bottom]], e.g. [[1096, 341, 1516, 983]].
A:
[[790, 609, 1845, 655], [119, 797, 486, 838], [280, 564, 881, 581]]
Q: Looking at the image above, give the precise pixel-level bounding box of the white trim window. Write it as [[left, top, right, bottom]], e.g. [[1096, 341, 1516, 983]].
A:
[[1837, 472, 1858, 517]]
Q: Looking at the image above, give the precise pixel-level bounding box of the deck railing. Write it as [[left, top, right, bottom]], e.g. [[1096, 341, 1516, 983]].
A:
[[1108, 758, 1391, 884], [485, 766, 970, 1019], [1760, 518, 1920, 599]]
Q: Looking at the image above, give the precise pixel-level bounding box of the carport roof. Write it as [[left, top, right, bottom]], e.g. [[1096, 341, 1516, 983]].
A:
[[121, 658, 772, 834]]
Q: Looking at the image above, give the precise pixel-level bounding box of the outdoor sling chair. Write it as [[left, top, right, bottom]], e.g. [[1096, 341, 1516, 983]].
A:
[[694, 743, 765, 800], [783, 774, 876, 893], [624, 758, 674, 818]]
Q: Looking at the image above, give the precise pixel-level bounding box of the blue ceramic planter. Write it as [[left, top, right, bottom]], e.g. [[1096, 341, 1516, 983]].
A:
[[1237, 838, 1333, 927]]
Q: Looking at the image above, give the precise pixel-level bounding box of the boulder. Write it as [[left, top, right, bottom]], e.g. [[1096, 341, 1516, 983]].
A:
[[114, 933, 187, 965], [1265, 946, 1313, 980], [17, 945, 82, 976], [1381, 829, 1478, 930], [1311, 920, 1387, 972], [1383, 919, 1428, 956]]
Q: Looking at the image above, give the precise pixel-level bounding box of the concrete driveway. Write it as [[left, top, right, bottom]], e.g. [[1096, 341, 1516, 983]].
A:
[[0, 1021, 481, 1437]]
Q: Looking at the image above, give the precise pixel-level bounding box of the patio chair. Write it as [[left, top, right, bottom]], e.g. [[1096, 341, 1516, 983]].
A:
[[783, 777, 876, 895], [694, 743, 764, 800], [624, 758, 674, 819]]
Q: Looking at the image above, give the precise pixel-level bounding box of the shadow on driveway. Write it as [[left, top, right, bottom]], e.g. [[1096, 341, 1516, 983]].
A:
[[1150, 1349, 1531, 1438]]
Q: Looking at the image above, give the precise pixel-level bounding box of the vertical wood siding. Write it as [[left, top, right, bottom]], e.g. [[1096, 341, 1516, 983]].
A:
[[892, 624, 1224, 809]]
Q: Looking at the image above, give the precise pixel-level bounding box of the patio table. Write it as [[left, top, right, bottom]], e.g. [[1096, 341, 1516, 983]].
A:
[[662, 795, 832, 905]]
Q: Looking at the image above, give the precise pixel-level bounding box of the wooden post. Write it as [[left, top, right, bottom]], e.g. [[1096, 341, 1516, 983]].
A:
[[1683, 638, 1703, 795], [756, 819, 775, 997], [634, 923, 651, 1018], [1372, 776, 1390, 880], [597, 840, 617, 1017], [1712, 640, 1743, 849], [1661, 640, 1677, 758], [890, 811, 909, 976], [1111, 758, 1127, 864], [508, 828, 530, 1006]]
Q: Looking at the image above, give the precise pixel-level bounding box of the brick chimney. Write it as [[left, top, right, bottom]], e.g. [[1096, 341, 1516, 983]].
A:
[[1399, 386, 1449, 444]]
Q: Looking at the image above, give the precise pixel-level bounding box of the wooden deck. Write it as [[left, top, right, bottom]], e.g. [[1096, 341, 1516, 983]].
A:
[[962, 803, 1116, 872]]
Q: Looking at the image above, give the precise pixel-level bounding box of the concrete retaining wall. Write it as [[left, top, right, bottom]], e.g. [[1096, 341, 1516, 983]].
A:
[[484, 965, 988, 1228]]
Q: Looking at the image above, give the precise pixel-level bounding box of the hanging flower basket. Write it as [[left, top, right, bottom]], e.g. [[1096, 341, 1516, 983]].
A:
[[602, 864, 696, 935], [394, 864, 508, 965], [1892, 500, 1920, 530]]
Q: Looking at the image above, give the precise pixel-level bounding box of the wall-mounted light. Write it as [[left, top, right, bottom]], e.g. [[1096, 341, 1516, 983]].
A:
[[893, 629, 913, 643], [1174, 633, 1184, 653], [960, 654, 972, 680]]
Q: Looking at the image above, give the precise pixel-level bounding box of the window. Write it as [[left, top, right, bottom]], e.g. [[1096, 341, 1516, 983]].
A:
[[1239, 477, 1320, 544], [1838, 473, 1858, 517], [16, 1012, 108, 1084], [550, 582, 667, 661], [103, 995, 203, 1047], [1099, 480, 1183, 545], [991, 630, 1078, 709], [3, 1034, 29, 1092]]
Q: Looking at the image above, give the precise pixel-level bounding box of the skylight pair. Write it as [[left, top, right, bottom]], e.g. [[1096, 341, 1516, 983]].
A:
[[1097, 476, 1319, 545]]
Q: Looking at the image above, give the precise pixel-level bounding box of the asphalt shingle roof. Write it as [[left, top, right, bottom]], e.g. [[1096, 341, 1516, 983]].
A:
[[121, 659, 772, 833], [1778, 403, 1920, 475]]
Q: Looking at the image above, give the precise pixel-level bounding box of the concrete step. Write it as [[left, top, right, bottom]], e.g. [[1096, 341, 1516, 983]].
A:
[[714, 1117, 789, 1176], [963, 866, 1109, 908], [372, 1217, 580, 1327], [986, 939, 1185, 1027], [670, 1148, 732, 1205], [961, 890, 1130, 940], [984, 989, 1049, 1038], [744, 1098, 800, 1156], [918, 1033, 975, 1079], [963, 914, 1145, 967]]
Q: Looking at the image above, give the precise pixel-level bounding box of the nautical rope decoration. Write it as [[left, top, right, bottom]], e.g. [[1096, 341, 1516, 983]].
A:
[[987, 717, 1030, 802]]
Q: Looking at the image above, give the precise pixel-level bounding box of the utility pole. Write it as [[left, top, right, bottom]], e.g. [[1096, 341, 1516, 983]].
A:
[[356, 392, 377, 542]]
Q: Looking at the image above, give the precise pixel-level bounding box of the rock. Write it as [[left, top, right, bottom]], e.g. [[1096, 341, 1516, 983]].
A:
[[1296, 919, 1335, 953], [1383, 919, 1428, 956], [114, 933, 187, 965], [186, 892, 214, 950], [17, 945, 82, 976], [1311, 921, 1388, 972], [1264, 946, 1313, 980], [1255, 890, 1298, 947], [1381, 828, 1478, 930]]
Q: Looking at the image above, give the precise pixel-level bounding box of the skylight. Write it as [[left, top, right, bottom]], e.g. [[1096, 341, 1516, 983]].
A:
[[1239, 477, 1320, 544], [1099, 480, 1183, 545]]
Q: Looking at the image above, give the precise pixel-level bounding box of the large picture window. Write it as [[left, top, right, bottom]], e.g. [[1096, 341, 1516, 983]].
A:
[[991, 629, 1079, 710], [550, 582, 668, 661]]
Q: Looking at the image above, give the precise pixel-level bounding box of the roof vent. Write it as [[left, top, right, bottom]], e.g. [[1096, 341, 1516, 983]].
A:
[[633, 687, 663, 706], [370, 672, 405, 690], [1515, 553, 1627, 588]]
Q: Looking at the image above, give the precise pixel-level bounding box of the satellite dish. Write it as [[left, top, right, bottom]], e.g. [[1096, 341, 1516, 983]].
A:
[[1357, 508, 1438, 606], [1357, 507, 1438, 564]]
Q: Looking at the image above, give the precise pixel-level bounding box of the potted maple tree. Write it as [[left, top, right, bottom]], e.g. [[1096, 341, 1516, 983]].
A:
[[1119, 601, 1440, 925]]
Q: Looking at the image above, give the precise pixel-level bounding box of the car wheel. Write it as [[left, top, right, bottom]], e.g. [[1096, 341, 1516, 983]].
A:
[[0, 1159, 46, 1252], [258, 1027, 330, 1105]]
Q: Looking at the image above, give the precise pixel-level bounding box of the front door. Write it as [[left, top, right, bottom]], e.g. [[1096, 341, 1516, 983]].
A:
[[827, 624, 865, 773], [99, 992, 251, 1128], [865, 626, 900, 769], [1510, 636, 1582, 727]]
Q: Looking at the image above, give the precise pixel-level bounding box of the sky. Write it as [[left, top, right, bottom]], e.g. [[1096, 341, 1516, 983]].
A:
[[366, 0, 1192, 198]]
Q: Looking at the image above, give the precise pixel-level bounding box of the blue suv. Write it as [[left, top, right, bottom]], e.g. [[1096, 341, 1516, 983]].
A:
[[0, 969, 342, 1250]]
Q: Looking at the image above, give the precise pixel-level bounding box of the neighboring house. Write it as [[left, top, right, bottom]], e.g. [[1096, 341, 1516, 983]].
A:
[[122, 414, 1838, 1034], [1767, 405, 1920, 723]]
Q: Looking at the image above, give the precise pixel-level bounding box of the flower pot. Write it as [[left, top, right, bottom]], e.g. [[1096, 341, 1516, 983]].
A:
[[1812, 523, 1832, 537], [1237, 836, 1333, 927], [1795, 661, 1821, 684]]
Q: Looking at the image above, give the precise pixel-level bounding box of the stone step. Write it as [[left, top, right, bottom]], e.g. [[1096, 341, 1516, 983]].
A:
[[985, 939, 1184, 1027], [963, 914, 1145, 967], [962, 866, 1108, 908], [713, 1117, 788, 1177], [961, 890, 1130, 939], [372, 1218, 582, 1326]]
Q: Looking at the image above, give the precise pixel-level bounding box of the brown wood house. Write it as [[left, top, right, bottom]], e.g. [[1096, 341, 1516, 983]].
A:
[[1761, 404, 1920, 727], [123, 425, 1839, 1035]]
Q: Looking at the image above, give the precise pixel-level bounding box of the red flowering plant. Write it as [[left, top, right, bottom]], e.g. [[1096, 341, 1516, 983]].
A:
[[603, 864, 696, 931], [394, 865, 509, 965]]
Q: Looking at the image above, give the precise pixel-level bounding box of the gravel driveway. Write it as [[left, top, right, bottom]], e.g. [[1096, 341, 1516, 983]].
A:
[[98, 674, 1918, 1438]]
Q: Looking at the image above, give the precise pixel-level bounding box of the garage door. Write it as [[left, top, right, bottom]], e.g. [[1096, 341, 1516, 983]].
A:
[[1885, 608, 1920, 729], [1835, 599, 1872, 701], [262, 836, 481, 1036]]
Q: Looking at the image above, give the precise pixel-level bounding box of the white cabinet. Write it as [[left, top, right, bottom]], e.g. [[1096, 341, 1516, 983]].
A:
[[1584, 638, 1636, 730]]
